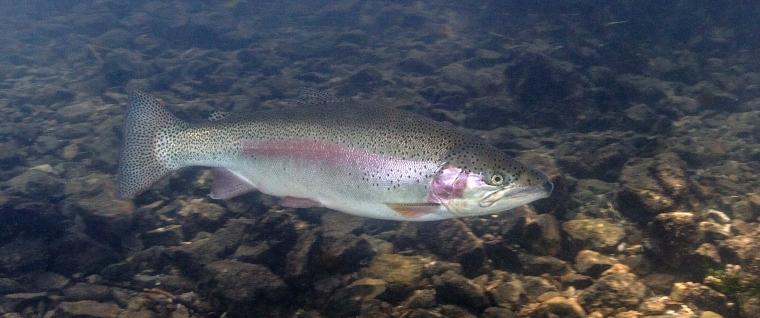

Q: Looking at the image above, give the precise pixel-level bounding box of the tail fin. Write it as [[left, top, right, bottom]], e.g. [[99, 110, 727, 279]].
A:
[[117, 91, 185, 199]]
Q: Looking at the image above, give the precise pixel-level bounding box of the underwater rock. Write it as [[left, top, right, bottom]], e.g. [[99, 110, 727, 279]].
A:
[[320, 234, 374, 274], [648, 212, 699, 268], [574, 250, 615, 277], [623, 103, 667, 133], [481, 306, 515, 318], [718, 227, 760, 277], [618, 152, 688, 219], [485, 277, 525, 308], [685, 81, 740, 111], [0, 239, 48, 274], [54, 300, 121, 318], [62, 283, 112, 302], [176, 199, 227, 234], [7, 169, 64, 198], [578, 266, 647, 315], [397, 58, 435, 75], [56, 101, 96, 122], [49, 233, 119, 275], [141, 225, 183, 247], [403, 289, 437, 309], [519, 213, 562, 256], [18, 271, 69, 292], [366, 253, 429, 297], [562, 218, 626, 253], [670, 282, 728, 315], [204, 259, 287, 303], [506, 51, 585, 104], [0, 278, 23, 294], [0, 141, 24, 169], [521, 276, 559, 302], [62, 174, 135, 242], [615, 74, 671, 103], [432, 270, 490, 309], [171, 218, 257, 273], [420, 220, 486, 276], [326, 278, 387, 318], [523, 256, 568, 276], [529, 296, 586, 318]]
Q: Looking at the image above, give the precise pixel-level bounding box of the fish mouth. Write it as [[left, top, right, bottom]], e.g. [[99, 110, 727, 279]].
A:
[[478, 185, 550, 208]]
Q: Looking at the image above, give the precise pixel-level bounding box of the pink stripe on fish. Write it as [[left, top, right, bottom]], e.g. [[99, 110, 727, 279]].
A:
[[240, 139, 437, 173]]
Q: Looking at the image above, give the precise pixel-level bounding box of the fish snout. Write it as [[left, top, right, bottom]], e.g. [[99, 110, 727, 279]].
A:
[[534, 169, 554, 197]]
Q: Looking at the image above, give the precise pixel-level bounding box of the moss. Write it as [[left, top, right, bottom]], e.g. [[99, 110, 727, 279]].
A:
[[704, 268, 760, 296]]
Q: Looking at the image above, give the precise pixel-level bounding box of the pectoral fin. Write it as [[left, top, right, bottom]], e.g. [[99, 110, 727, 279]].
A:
[[385, 203, 441, 219]]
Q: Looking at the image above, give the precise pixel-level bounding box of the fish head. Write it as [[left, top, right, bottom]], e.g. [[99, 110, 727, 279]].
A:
[[431, 152, 553, 218]]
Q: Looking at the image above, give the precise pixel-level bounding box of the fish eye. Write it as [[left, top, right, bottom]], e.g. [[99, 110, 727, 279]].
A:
[[489, 173, 504, 185]]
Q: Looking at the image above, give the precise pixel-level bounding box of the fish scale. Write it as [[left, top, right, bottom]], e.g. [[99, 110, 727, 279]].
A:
[[118, 91, 552, 221]]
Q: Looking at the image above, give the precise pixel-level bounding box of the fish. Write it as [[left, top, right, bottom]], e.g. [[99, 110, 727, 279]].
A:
[[117, 91, 553, 221]]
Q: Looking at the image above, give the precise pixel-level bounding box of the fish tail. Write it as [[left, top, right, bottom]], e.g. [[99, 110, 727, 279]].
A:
[[117, 91, 187, 199]]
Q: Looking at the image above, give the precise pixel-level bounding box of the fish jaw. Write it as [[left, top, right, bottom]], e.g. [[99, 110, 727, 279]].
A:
[[427, 166, 552, 217]]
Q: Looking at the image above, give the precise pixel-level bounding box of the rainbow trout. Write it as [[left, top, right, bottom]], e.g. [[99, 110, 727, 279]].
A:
[[118, 91, 553, 221]]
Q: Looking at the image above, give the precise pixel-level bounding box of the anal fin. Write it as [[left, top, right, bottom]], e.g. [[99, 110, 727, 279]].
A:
[[209, 168, 257, 200], [385, 203, 441, 219]]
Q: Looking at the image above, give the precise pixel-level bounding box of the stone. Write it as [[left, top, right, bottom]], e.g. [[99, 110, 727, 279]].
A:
[[320, 234, 374, 273], [62, 283, 112, 301], [618, 153, 688, 219], [579, 271, 647, 314], [62, 175, 135, 241], [403, 289, 437, 309], [49, 233, 119, 275], [326, 278, 388, 317], [366, 254, 429, 296], [141, 225, 183, 247], [560, 272, 594, 289], [0, 239, 48, 274], [433, 270, 489, 309], [670, 282, 728, 315], [520, 213, 562, 256], [0, 278, 23, 294], [562, 218, 626, 252], [397, 58, 435, 75], [624, 103, 663, 132], [574, 250, 615, 277], [176, 199, 227, 233], [171, 218, 257, 271], [18, 271, 69, 291], [54, 300, 121, 318], [204, 259, 287, 303], [532, 296, 586, 318], [7, 169, 64, 198], [481, 307, 515, 318], [420, 220, 486, 275], [486, 279, 525, 307], [523, 256, 568, 276], [233, 242, 272, 264], [648, 212, 699, 268], [521, 276, 559, 301]]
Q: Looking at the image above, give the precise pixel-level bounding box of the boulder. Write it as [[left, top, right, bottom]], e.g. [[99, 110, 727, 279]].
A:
[[579, 269, 647, 315], [204, 259, 287, 303], [366, 254, 429, 297], [574, 250, 615, 277], [420, 220, 486, 276], [648, 212, 699, 268], [54, 300, 121, 318], [562, 218, 626, 252], [432, 270, 490, 309]]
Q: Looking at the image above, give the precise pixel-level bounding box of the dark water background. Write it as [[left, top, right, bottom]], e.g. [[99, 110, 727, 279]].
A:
[[1, 1, 759, 317]]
